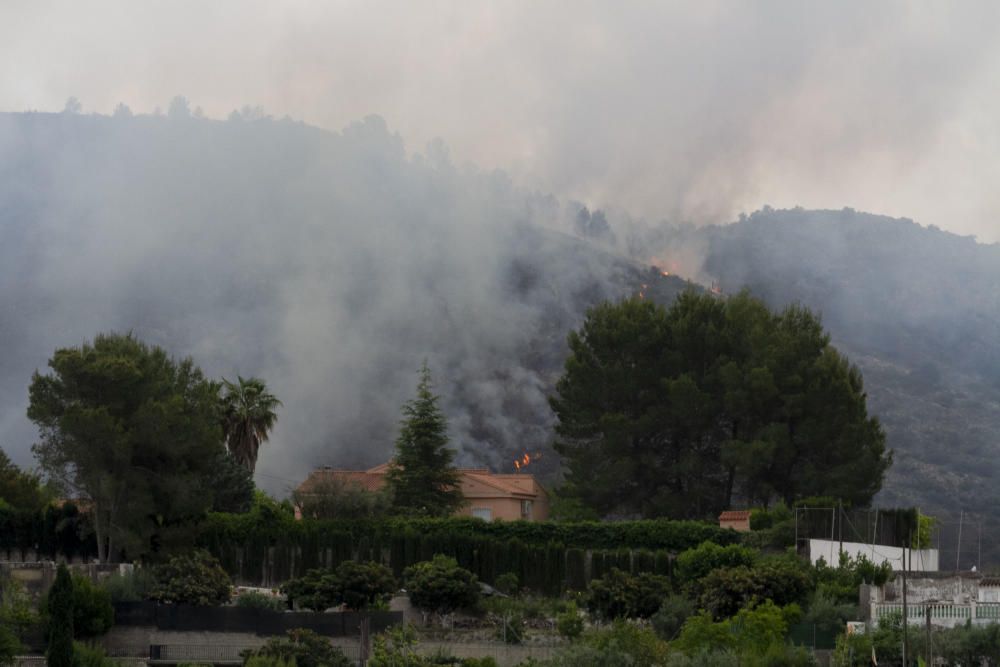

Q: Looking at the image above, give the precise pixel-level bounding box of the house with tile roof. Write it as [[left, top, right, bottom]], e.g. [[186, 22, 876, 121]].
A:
[[295, 462, 549, 522]]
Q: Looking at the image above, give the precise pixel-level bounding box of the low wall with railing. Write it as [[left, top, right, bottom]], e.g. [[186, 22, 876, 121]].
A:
[[873, 602, 1000, 628]]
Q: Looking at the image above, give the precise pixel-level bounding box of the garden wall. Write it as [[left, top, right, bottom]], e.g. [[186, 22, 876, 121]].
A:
[[113, 601, 402, 637]]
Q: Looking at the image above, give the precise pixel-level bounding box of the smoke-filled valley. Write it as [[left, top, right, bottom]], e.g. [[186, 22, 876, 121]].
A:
[[0, 109, 691, 490], [2, 110, 999, 557]]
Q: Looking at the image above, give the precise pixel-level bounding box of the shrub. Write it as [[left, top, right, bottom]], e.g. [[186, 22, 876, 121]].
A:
[[673, 601, 791, 656], [586, 568, 671, 620], [244, 629, 351, 667], [71, 574, 113, 638], [235, 591, 286, 612], [697, 556, 811, 620], [283, 569, 339, 611], [283, 561, 395, 611], [813, 552, 891, 604], [674, 541, 757, 585], [244, 658, 295, 667], [583, 621, 669, 666], [368, 624, 427, 667], [335, 560, 396, 611], [0, 625, 19, 667], [73, 643, 115, 667], [0, 574, 38, 643], [102, 567, 155, 603], [496, 612, 524, 644], [403, 555, 479, 614], [555, 602, 584, 639], [149, 550, 232, 606], [494, 572, 519, 596], [46, 564, 74, 667], [651, 594, 694, 641]]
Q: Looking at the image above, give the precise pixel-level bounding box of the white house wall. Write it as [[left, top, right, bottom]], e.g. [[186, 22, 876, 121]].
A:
[[808, 539, 939, 572]]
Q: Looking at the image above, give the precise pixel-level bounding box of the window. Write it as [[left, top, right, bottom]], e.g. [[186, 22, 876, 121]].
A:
[[520, 500, 533, 519], [472, 507, 492, 522]]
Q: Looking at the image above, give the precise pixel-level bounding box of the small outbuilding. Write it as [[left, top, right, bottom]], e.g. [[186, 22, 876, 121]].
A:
[[718, 509, 752, 532]]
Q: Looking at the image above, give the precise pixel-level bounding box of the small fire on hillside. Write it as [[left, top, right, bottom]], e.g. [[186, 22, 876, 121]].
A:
[[513, 451, 541, 472]]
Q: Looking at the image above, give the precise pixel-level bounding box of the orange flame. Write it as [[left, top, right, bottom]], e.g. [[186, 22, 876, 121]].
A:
[[513, 451, 540, 471]]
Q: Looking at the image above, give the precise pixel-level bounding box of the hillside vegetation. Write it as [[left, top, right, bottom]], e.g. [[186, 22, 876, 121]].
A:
[[625, 208, 1000, 560]]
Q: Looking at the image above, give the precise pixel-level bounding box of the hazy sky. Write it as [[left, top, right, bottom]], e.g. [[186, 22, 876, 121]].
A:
[[3, 1, 1000, 242]]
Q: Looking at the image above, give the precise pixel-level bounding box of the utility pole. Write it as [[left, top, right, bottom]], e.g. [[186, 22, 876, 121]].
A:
[[902, 534, 909, 666], [956, 510, 964, 572], [838, 499, 843, 557]]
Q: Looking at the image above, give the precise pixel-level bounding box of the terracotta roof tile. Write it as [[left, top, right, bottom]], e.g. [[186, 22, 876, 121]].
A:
[[719, 510, 751, 521]]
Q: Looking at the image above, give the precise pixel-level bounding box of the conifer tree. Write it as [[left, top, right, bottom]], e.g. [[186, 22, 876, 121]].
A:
[[386, 363, 463, 517], [46, 564, 74, 667]]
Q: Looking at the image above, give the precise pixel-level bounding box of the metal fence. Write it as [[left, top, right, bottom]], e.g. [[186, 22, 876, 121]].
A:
[[787, 623, 840, 650]]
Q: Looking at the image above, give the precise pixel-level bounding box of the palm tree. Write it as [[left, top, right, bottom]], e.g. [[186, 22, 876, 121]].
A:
[[221, 376, 281, 474]]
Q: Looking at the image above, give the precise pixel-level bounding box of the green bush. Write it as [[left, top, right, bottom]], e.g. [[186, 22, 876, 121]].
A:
[[283, 569, 339, 611], [555, 601, 584, 639], [283, 560, 395, 611], [235, 591, 286, 612], [403, 555, 479, 615], [0, 573, 38, 644], [244, 658, 295, 667], [651, 595, 694, 641], [494, 572, 519, 595], [586, 568, 671, 620], [102, 567, 155, 603], [149, 550, 232, 606], [583, 621, 669, 666], [0, 625, 20, 667], [71, 574, 113, 638], [73, 643, 115, 667], [674, 541, 757, 585], [673, 601, 791, 657], [697, 555, 811, 620], [243, 629, 351, 667]]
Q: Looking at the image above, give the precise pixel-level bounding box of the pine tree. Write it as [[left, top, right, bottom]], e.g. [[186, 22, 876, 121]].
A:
[[46, 564, 74, 667], [386, 363, 464, 517]]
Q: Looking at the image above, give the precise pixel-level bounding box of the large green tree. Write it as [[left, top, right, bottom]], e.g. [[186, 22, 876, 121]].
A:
[[385, 363, 463, 517], [220, 376, 281, 474], [0, 448, 46, 511], [551, 291, 890, 519], [28, 333, 228, 562]]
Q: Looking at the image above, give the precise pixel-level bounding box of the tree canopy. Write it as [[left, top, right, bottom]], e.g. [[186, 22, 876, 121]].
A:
[[0, 448, 46, 511], [385, 363, 463, 517], [28, 333, 231, 561], [221, 376, 281, 474], [550, 292, 890, 519]]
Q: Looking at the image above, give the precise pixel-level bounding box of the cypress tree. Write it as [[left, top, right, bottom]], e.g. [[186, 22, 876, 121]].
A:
[[46, 564, 74, 667], [385, 363, 464, 517]]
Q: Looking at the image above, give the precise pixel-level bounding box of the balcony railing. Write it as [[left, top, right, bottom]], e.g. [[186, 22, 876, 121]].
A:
[[874, 602, 1000, 623]]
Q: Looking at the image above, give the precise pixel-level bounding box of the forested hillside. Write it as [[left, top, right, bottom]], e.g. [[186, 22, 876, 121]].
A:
[[624, 208, 1000, 559], [0, 110, 687, 486]]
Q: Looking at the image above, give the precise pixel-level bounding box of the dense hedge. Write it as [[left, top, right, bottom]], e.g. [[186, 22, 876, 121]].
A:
[[196, 513, 737, 552], [195, 513, 734, 592]]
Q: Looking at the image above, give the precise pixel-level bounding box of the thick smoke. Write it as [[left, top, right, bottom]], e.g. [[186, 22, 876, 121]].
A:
[[0, 110, 648, 493], [3, 3, 1000, 241]]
